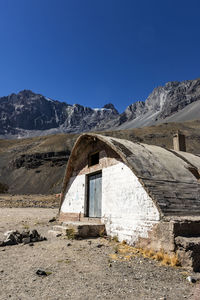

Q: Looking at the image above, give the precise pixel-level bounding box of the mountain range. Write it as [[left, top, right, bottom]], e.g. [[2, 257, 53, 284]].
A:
[[1, 78, 200, 138]]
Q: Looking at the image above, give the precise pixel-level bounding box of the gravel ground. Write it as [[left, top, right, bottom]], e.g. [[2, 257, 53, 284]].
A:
[[0, 208, 197, 300], [0, 194, 60, 208]]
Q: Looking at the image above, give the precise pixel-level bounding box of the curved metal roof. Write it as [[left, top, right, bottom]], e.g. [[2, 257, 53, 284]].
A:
[[60, 133, 200, 218]]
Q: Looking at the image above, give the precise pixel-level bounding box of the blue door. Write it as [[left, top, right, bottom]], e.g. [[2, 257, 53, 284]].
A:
[[88, 172, 102, 217]]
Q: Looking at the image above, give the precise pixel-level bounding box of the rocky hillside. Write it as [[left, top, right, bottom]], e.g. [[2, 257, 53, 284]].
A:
[[113, 79, 200, 129], [0, 78, 200, 138], [0, 90, 118, 138], [0, 120, 200, 194]]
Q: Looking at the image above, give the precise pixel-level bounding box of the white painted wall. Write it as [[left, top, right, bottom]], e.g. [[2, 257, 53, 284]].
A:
[[61, 162, 160, 244], [61, 175, 85, 214], [102, 162, 160, 243]]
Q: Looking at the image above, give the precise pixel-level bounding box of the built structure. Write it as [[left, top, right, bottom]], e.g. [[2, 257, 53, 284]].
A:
[[58, 133, 200, 270]]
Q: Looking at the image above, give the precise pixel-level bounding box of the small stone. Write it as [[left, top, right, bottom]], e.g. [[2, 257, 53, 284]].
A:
[[1, 229, 46, 247], [23, 237, 31, 244], [4, 230, 15, 237], [88, 241, 92, 245], [36, 269, 47, 276], [29, 243, 34, 247], [31, 230, 40, 239], [4, 236, 16, 246], [21, 231, 30, 238], [186, 276, 196, 283], [49, 217, 56, 223], [67, 243, 71, 246], [97, 244, 103, 248]]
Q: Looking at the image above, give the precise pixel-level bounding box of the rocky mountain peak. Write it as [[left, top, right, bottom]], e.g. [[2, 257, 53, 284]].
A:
[[103, 103, 119, 114], [164, 81, 179, 89], [18, 89, 36, 97], [0, 78, 200, 138]]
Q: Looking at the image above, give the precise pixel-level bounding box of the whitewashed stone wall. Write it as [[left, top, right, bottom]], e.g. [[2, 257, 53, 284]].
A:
[[61, 175, 85, 214], [61, 162, 160, 243], [102, 162, 160, 243]]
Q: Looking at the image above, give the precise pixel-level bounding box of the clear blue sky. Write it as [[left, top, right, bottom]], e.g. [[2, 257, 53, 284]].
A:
[[0, 0, 200, 112]]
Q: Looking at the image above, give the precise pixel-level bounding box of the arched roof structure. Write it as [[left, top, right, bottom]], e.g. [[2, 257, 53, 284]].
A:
[[60, 133, 200, 217]]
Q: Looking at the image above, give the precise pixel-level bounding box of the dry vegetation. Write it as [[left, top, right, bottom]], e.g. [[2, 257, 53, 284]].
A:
[[109, 241, 181, 268]]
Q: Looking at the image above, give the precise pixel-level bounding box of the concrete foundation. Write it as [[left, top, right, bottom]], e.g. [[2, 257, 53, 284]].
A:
[[53, 222, 105, 238], [137, 219, 200, 271]]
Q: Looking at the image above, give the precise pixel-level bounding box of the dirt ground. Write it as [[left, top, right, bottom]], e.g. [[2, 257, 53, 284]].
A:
[[0, 194, 60, 208], [0, 208, 198, 300]]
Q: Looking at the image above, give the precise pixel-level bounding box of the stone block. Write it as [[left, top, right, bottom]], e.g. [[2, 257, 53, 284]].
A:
[[52, 222, 105, 238], [175, 236, 200, 272], [52, 225, 68, 235]]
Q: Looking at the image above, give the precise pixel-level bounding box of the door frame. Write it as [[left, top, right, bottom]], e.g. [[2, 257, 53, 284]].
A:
[[85, 171, 102, 218]]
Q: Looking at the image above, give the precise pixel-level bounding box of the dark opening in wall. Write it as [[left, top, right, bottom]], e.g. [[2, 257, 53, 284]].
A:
[[89, 152, 99, 166]]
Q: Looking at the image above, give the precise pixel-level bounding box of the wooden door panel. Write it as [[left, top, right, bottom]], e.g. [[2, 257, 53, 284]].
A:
[[88, 173, 102, 218]]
